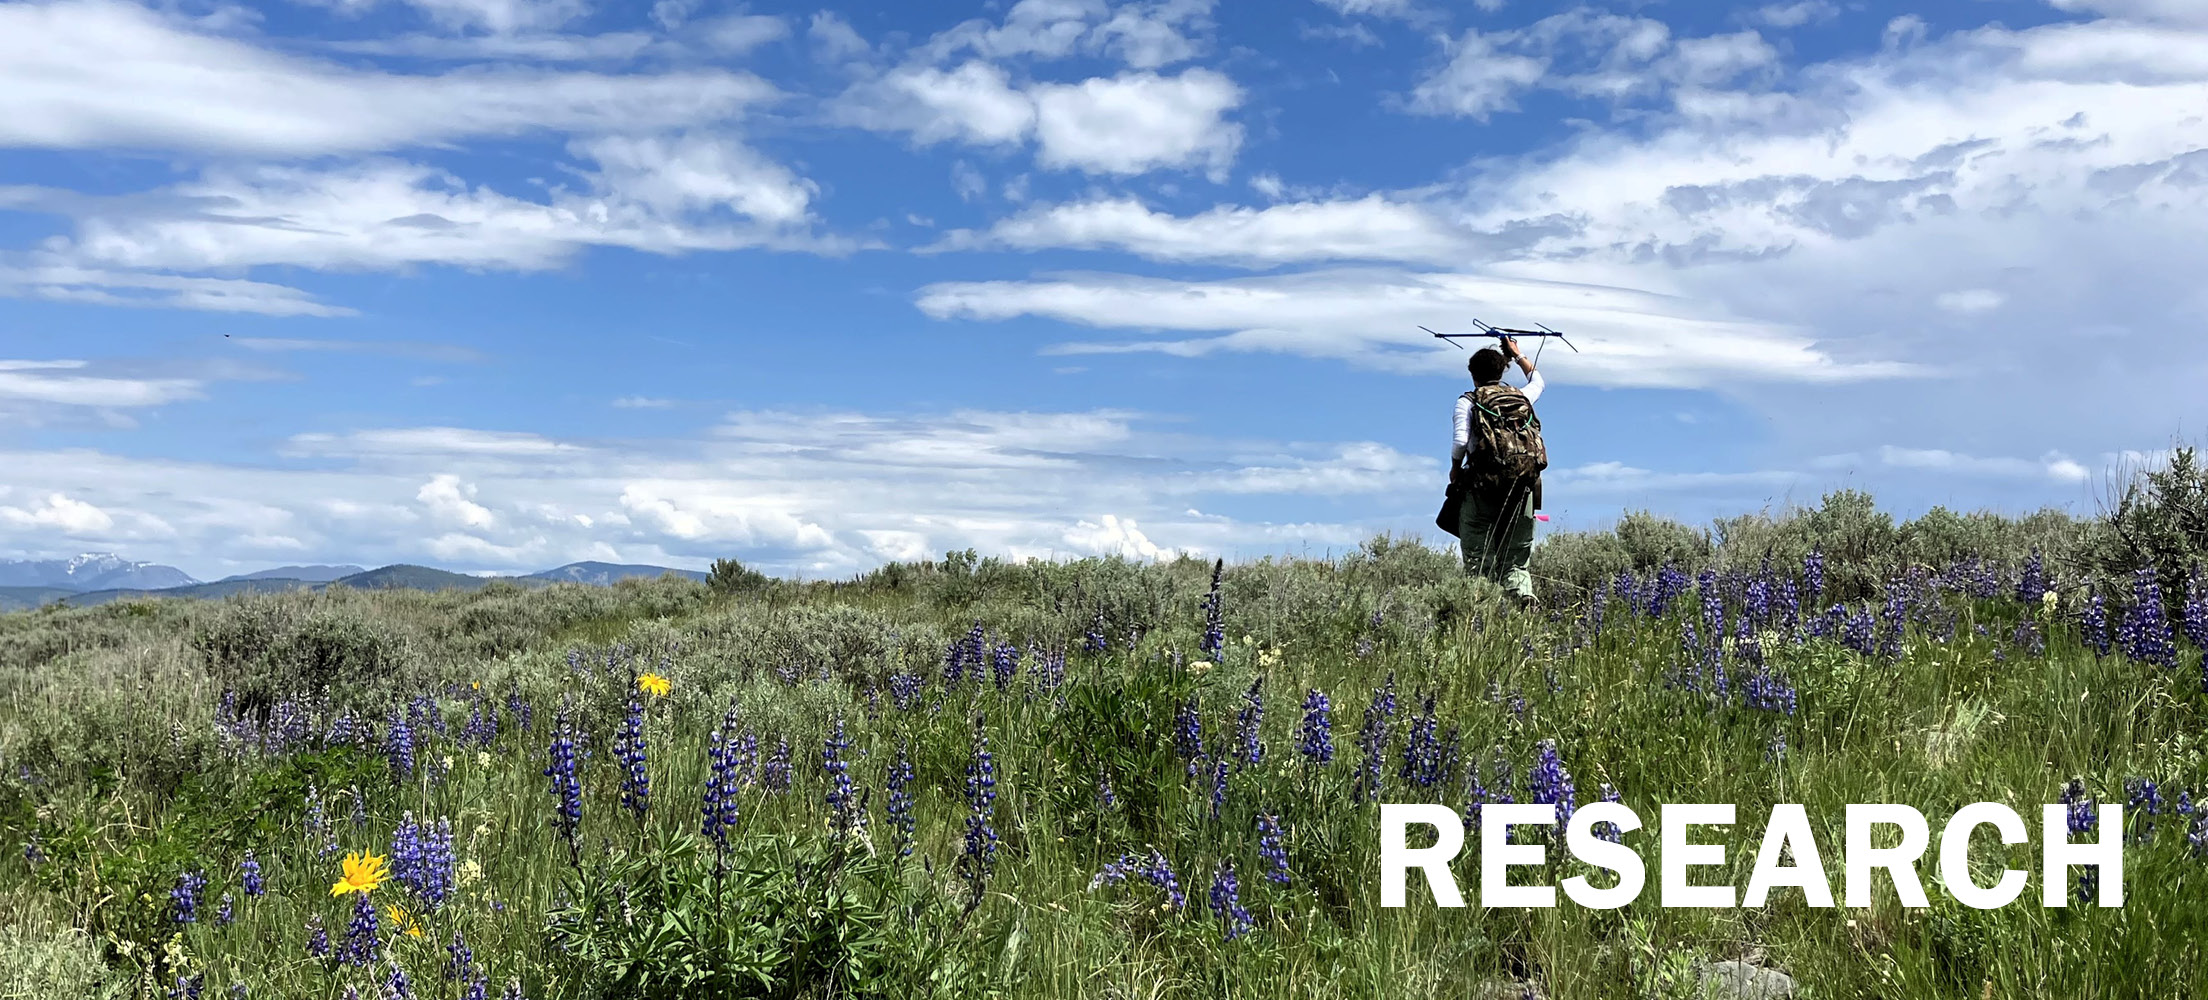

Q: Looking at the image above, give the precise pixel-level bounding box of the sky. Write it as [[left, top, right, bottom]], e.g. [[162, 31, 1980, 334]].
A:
[[1, 0, 2204, 581]]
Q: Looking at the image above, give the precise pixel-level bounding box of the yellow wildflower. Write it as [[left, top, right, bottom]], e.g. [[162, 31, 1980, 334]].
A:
[[330, 851, 389, 897], [638, 672, 671, 697], [385, 903, 425, 938]]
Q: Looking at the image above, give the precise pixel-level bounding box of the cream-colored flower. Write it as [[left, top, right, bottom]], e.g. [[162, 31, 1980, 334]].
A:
[[476, 751, 491, 769], [2042, 590, 2058, 609], [458, 858, 483, 887]]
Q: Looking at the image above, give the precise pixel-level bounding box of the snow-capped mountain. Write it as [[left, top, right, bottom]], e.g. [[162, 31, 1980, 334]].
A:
[[0, 553, 198, 591]]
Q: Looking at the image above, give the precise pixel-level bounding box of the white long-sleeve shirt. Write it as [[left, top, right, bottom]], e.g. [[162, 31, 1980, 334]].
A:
[[1452, 370, 1543, 467]]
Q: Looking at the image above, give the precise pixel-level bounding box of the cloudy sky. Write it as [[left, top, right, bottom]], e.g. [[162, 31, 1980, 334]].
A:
[[2, 0, 2203, 580]]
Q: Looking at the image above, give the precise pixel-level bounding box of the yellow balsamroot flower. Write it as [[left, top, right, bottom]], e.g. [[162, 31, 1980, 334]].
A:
[[385, 903, 425, 938], [638, 672, 671, 697], [331, 851, 389, 897]]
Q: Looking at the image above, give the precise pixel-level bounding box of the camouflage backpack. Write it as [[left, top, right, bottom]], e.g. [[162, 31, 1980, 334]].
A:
[[1457, 383, 1548, 498]]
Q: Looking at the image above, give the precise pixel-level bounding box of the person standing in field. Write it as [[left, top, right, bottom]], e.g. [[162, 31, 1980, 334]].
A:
[[1451, 336, 1548, 606]]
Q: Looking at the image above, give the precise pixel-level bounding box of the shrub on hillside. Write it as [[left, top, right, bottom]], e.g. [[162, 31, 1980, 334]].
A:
[[189, 596, 411, 711]]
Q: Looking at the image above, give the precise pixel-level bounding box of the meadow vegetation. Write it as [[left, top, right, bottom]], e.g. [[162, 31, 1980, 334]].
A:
[[4, 460, 2208, 999]]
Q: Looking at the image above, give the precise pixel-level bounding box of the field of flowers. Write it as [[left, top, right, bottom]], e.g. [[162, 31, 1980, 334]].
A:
[[3, 495, 2207, 999]]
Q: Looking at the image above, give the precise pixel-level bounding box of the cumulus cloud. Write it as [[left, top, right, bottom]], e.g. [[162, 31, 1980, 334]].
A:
[[0, 492, 116, 534], [0, 406, 1443, 577]]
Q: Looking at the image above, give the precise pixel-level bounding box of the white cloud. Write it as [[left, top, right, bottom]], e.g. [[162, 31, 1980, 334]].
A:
[[834, 61, 1038, 147], [1934, 289, 2006, 314], [2047, 0, 2208, 28], [1312, 0, 1419, 18], [934, 195, 1469, 265], [0, 360, 204, 407], [418, 474, 498, 529], [1030, 70, 1242, 177], [0, 492, 116, 535], [43, 156, 848, 278], [0, 264, 352, 317], [915, 267, 1919, 387], [612, 396, 675, 409], [808, 11, 870, 62], [917, 0, 1215, 70], [0, 0, 776, 157], [1064, 513, 1176, 559], [571, 131, 817, 226], [324, 0, 591, 35], [1877, 446, 2094, 483], [1752, 1, 1839, 29], [834, 65, 1243, 177], [0, 401, 1451, 577], [1409, 30, 1548, 119], [325, 31, 656, 61]]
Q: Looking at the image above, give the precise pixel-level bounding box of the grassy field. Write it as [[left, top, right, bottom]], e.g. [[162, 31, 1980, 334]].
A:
[[2, 492, 2206, 999]]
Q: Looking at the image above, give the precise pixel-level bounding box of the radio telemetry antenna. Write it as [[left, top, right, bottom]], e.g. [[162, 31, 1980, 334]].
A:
[[1420, 320, 1580, 353]]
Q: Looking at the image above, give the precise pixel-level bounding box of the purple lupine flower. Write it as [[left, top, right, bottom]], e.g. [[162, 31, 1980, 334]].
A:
[[1297, 689, 1333, 764], [240, 850, 264, 898], [1593, 783, 1625, 843], [506, 685, 533, 732], [340, 891, 379, 967], [170, 869, 207, 924], [1208, 863, 1254, 941], [384, 711, 415, 780], [445, 929, 477, 981], [1234, 677, 1264, 768], [703, 702, 741, 853], [2125, 778, 2164, 842], [2119, 566, 2178, 667], [1397, 693, 1441, 788], [959, 715, 1000, 888], [543, 708, 582, 864], [1879, 580, 1909, 659], [386, 964, 414, 1000], [1698, 570, 1725, 638], [168, 974, 204, 1000], [1096, 766, 1117, 811], [762, 739, 792, 793], [2183, 568, 2208, 653], [1200, 559, 1226, 663], [1804, 549, 1825, 607], [886, 741, 917, 858], [1256, 813, 1291, 886], [2016, 550, 2044, 603], [501, 980, 527, 1000], [991, 641, 1020, 691], [1173, 696, 1205, 778], [1091, 849, 1186, 909], [889, 670, 922, 710], [1648, 564, 1688, 618], [616, 694, 650, 822], [214, 893, 233, 927], [2060, 779, 2099, 901], [391, 812, 455, 909], [1528, 741, 1576, 832], [823, 717, 856, 837], [2083, 592, 2111, 657], [1353, 673, 1398, 804], [1084, 611, 1109, 653], [306, 913, 329, 958], [1209, 758, 1230, 821]]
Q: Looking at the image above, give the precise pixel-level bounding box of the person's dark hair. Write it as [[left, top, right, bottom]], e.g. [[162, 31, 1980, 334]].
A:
[[1469, 347, 1509, 383]]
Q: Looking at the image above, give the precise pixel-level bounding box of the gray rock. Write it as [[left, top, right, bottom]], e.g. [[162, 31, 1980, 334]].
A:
[[1696, 960, 1796, 999]]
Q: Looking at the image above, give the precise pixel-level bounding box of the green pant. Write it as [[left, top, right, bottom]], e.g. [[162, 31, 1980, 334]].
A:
[[1459, 486, 1536, 600]]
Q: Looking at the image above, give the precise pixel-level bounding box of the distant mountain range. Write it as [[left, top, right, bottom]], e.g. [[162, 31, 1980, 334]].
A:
[[0, 553, 197, 591], [0, 554, 710, 611]]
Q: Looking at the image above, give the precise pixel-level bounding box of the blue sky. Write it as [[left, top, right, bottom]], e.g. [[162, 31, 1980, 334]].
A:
[[2, 0, 2203, 579]]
